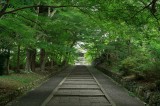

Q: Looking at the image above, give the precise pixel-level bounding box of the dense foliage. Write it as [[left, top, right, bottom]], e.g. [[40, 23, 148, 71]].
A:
[[86, 0, 160, 81], [0, 0, 160, 78]]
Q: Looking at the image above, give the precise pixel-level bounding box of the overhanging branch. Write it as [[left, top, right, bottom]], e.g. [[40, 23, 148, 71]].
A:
[[17, 14, 48, 35], [139, 0, 160, 25], [0, 5, 86, 17], [131, 1, 153, 19], [0, 0, 10, 13]]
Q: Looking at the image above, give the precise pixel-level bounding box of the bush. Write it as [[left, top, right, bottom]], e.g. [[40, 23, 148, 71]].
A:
[[119, 54, 151, 76], [119, 57, 137, 75]]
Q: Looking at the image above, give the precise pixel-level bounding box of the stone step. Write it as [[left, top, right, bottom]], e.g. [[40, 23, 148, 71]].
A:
[[59, 84, 99, 89], [67, 77, 93, 79], [63, 80, 97, 84], [55, 89, 104, 96], [47, 96, 111, 106], [66, 79, 94, 81]]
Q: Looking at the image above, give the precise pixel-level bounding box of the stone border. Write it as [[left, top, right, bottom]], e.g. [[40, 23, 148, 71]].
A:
[[96, 66, 160, 106]]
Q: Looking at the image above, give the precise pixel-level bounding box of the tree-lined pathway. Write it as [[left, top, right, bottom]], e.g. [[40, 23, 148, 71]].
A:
[[7, 66, 145, 106]]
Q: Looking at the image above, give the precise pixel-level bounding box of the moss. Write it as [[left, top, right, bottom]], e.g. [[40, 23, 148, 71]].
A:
[[0, 66, 63, 106], [0, 73, 43, 89]]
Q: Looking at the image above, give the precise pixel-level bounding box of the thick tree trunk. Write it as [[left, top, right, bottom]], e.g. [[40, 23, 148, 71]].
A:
[[40, 49, 46, 71], [16, 45, 20, 73]]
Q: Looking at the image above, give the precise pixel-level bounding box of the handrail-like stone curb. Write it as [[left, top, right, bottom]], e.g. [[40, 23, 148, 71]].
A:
[[96, 66, 160, 106]]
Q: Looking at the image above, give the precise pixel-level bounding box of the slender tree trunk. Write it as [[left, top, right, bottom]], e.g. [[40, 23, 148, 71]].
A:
[[62, 60, 67, 66], [25, 48, 32, 72], [127, 40, 131, 56], [16, 45, 20, 73], [31, 49, 36, 71], [51, 60, 54, 69], [40, 49, 46, 71], [107, 54, 111, 66], [51, 60, 56, 69], [4, 49, 10, 75], [48, 7, 51, 17]]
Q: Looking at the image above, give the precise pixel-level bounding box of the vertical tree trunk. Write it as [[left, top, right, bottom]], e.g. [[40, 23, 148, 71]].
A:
[[4, 49, 10, 75], [51, 60, 55, 69], [16, 45, 20, 73], [127, 40, 131, 56], [48, 7, 51, 17], [61, 60, 67, 66], [31, 49, 36, 71], [40, 49, 46, 71], [107, 54, 111, 66], [25, 48, 32, 72]]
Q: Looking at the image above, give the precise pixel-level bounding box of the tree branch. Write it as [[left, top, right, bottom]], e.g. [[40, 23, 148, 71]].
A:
[[139, 0, 159, 24], [131, 1, 153, 19], [0, 5, 86, 17], [150, 10, 160, 25], [17, 14, 48, 35], [0, 0, 10, 13]]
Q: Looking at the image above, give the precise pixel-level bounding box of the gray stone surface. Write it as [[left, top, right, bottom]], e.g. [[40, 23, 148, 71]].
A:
[[7, 65, 145, 106], [6, 67, 73, 106], [63, 80, 97, 84], [45, 65, 111, 106], [66, 79, 94, 81], [88, 67, 146, 106], [47, 96, 110, 106], [68, 76, 93, 78], [55, 89, 104, 96], [60, 84, 99, 89], [67, 77, 93, 79]]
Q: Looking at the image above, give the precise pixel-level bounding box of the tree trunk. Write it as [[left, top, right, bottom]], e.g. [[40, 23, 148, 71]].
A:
[[51, 60, 55, 69], [16, 45, 20, 73], [31, 49, 36, 71], [4, 49, 10, 75], [40, 49, 46, 71], [127, 40, 131, 56], [61, 60, 67, 66], [25, 48, 32, 72]]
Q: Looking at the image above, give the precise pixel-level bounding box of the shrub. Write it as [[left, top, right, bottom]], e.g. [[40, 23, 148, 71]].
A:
[[119, 57, 137, 75], [119, 54, 151, 76]]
